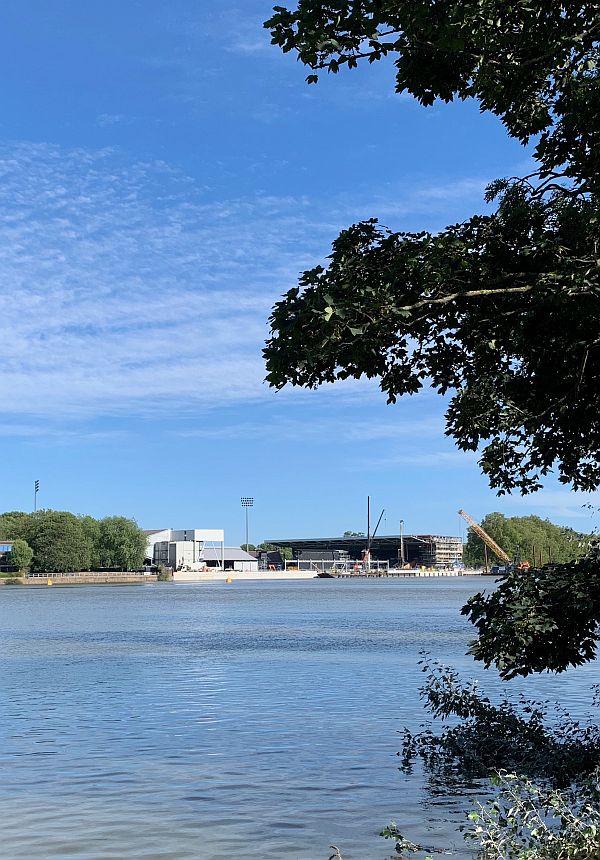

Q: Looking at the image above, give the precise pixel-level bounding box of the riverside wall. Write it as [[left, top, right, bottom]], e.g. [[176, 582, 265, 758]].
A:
[[172, 570, 316, 582], [0, 572, 157, 586], [1, 569, 484, 586], [172, 569, 483, 582]]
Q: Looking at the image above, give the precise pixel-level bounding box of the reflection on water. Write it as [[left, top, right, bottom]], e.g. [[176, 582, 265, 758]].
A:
[[0, 579, 597, 859]]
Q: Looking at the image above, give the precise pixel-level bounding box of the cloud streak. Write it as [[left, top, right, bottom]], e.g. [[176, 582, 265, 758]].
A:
[[0, 141, 492, 419], [511, 490, 600, 522], [171, 414, 443, 443], [0, 143, 317, 416]]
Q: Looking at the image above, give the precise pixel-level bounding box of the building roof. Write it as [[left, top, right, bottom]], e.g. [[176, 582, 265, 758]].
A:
[[265, 534, 428, 550], [265, 534, 460, 546], [218, 547, 256, 561], [198, 546, 256, 562]]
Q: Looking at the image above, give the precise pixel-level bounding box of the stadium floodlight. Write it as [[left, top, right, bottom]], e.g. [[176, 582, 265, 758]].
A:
[[241, 497, 254, 550]]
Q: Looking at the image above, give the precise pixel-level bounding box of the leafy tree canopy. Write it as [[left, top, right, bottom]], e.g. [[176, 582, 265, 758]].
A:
[[402, 657, 600, 780], [263, 1, 600, 494], [0, 511, 32, 542], [7, 538, 33, 572], [80, 515, 102, 569], [0, 510, 147, 573], [96, 516, 146, 570], [463, 513, 589, 568], [26, 510, 92, 573], [463, 547, 600, 678]]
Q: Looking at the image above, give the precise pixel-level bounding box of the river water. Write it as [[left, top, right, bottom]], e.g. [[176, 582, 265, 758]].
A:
[[0, 578, 597, 860]]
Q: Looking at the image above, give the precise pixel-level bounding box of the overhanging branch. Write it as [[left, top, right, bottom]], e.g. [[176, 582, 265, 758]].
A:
[[399, 284, 535, 313]]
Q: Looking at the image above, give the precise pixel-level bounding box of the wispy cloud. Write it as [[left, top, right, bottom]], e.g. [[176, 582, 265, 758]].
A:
[[0, 143, 323, 417], [224, 9, 275, 56], [96, 113, 130, 127], [171, 414, 442, 443], [511, 490, 600, 522], [0, 141, 494, 420], [329, 177, 492, 228], [349, 449, 477, 471], [140, 5, 418, 121]]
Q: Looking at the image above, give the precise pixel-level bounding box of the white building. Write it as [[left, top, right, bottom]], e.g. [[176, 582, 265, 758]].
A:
[[144, 529, 258, 572], [216, 547, 260, 572]]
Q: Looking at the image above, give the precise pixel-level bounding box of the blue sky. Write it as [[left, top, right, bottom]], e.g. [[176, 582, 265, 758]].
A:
[[1, 0, 598, 544]]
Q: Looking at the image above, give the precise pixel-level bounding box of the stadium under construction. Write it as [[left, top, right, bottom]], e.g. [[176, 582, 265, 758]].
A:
[[265, 533, 463, 570]]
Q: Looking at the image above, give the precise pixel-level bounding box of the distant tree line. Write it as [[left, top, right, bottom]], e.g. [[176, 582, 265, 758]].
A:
[[463, 513, 590, 568], [260, 542, 293, 560], [0, 510, 147, 573], [241, 542, 293, 560]]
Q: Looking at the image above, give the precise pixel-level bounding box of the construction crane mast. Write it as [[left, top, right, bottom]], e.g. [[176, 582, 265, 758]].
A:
[[457, 509, 511, 564]]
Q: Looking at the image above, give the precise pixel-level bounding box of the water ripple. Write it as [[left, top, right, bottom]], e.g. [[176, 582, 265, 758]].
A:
[[1, 580, 595, 859]]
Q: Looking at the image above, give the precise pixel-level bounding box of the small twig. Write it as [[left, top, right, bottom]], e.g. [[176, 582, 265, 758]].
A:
[[577, 348, 589, 392]]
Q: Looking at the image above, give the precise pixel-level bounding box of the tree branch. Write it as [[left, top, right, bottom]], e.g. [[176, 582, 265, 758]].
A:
[[399, 284, 535, 313]]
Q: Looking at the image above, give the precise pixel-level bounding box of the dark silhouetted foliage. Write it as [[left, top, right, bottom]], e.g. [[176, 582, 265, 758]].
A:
[[264, 1, 600, 495]]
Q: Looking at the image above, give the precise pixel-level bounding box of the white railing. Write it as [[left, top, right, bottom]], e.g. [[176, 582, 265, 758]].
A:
[[284, 559, 390, 574], [26, 571, 150, 578]]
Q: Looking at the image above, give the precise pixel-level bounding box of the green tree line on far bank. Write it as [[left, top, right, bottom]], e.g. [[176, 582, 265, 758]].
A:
[[241, 542, 293, 560], [0, 510, 147, 573], [463, 513, 591, 568]]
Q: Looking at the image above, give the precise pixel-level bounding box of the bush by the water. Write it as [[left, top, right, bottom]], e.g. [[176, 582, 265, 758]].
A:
[[385, 657, 600, 858], [465, 770, 600, 860], [401, 657, 600, 785], [383, 769, 600, 860]]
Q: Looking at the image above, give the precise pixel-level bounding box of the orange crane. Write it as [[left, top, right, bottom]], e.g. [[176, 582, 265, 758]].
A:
[[458, 509, 530, 571], [458, 508, 511, 565]]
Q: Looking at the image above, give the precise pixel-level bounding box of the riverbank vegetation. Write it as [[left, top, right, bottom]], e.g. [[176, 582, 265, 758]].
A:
[[464, 546, 600, 678], [0, 510, 147, 573], [384, 770, 600, 860], [391, 655, 600, 859], [6, 537, 34, 573], [462, 513, 591, 569], [464, 770, 600, 860], [402, 658, 600, 785]]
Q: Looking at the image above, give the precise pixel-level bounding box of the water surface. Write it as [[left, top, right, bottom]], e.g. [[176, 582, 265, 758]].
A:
[[1, 579, 597, 859]]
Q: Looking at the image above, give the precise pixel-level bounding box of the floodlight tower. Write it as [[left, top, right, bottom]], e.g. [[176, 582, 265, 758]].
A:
[[241, 497, 254, 551]]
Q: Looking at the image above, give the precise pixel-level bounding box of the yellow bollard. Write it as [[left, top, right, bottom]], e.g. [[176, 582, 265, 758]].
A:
[[47, 578, 53, 586], [225, 577, 233, 584]]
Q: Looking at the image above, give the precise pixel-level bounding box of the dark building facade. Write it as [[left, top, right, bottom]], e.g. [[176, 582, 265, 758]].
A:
[[265, 534, 463, 568], [0, 541, 14, 571]]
